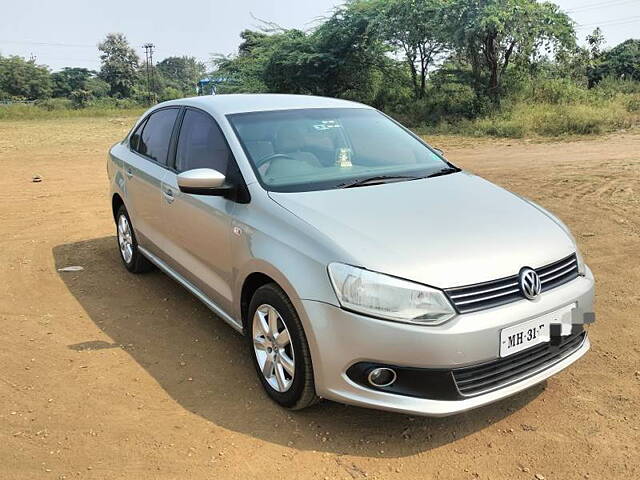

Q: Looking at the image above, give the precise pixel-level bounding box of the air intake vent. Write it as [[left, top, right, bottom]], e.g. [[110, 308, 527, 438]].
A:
[[452, 331, 586, 396]]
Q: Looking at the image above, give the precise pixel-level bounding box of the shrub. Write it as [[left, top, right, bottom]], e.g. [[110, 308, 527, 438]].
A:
[[419, 94, 638, 137], [527, 77, 589, 104], [471, 117, 526, 138], [159, 87, 182, 102], [389, 83, 487, 127], [624, 94, 640, 112], [69, 90, 92, 109], [592, 77, 640, 98], [86, 97, 142, 109], [35, 98, 73, 110]]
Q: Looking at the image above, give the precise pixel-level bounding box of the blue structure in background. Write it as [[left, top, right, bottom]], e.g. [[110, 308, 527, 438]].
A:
[[197, 77, 234, 95]]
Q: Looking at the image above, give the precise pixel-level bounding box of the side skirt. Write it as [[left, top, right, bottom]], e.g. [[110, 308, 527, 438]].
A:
[[138, 246, 244, 333]]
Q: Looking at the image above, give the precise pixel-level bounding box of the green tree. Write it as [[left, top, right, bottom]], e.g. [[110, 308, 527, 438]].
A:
[[156, 56, 206, 96], [585, 28, 606, 87], [446, 0, 575, 103], [85, 77, 110, 98], [259, 29, 320, 94], [212, 29, 295, 93], [0, 55, 52, 100], [51, 67, 94, 97], [214, 6, 390, 103], [307, 3, 390, 101], [371, 0, 449, 98], [596, 39, 640, 83], [98, 33, 139, 98], [586, 28, 605, 59]]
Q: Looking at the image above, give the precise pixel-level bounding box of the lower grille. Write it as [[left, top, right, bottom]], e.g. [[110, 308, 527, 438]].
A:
[[445, 253, 579, 313], [452, 330, 586, 397]]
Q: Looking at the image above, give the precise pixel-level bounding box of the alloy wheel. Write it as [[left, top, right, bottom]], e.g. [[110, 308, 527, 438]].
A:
[[117, 214, 134, 264], [252, 304, 295, 392]]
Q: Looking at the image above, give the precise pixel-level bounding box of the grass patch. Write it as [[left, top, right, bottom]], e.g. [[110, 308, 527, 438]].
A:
[[3, 87, 640, 139], [0, 102, 145, 121], [420, 93, 640, 138]]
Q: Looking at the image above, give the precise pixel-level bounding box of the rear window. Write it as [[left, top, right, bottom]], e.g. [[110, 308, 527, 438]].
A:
[[135, 108, 179, 164]]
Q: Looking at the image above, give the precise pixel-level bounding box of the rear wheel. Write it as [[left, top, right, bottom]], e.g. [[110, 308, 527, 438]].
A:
[[115, 205, 153, 273], [248, 283, 319, 410]]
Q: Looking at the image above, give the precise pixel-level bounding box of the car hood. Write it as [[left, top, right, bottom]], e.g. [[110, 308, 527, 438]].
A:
[[268, 172, 576, 288]]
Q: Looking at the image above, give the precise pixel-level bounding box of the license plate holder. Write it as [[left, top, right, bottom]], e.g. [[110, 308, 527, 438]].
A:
[[499, 304, 575, 358]]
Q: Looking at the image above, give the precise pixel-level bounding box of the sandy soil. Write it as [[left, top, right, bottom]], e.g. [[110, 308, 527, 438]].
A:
[[0, 116, 638, 480]]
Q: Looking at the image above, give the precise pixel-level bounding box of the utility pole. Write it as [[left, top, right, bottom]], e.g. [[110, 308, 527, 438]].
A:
[[143, 43, 155, 104]]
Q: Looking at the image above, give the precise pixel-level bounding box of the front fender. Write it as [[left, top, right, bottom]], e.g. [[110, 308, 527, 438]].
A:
[[230, 186, 351, 335], [232, 234, 339, 321]]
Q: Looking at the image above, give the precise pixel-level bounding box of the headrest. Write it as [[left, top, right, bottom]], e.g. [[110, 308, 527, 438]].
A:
[[239, 122, 272, 142], [190, 120, 214, 144], [274, 124, 306, 153]]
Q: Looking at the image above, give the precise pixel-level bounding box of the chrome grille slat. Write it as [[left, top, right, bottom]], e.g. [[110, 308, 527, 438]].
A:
[[445, 253, 579, 314], [540, 264, 578, 284], [454, 288, 521, 306], [448, 281, 519, 299], [539, 258, 577, 278]]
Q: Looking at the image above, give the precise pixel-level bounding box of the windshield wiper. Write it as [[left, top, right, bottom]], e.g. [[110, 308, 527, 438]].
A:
[[426, 167, 460, 178], [336, 175, 424, 189], [336, 168, 459, 189]]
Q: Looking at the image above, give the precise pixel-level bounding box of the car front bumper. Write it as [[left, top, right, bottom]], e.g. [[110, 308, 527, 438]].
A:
[[297, 268, 594, 416]]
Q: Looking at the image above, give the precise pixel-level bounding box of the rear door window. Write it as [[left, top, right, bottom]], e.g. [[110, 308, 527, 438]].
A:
[[129, 118, 147, 151], [136, 108, 179, 165]]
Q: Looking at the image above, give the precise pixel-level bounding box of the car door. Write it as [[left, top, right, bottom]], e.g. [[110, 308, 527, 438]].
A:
[[159, 108, 237, 315], [124, 107, 180, 256]]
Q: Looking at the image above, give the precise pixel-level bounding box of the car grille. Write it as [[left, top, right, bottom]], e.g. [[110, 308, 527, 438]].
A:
[[452, 330, 586, 397], [444, 253, 579, 314]]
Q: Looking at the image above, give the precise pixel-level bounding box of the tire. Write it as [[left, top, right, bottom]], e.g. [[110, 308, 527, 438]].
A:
[[115, 205, 154, 273], [248, 283, 319, 410]]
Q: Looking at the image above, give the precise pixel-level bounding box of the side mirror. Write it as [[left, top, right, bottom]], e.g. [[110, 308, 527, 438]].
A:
[[177, 168, 231, 195]]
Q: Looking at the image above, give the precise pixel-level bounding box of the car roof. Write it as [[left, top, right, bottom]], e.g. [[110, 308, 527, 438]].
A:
[[156, 93, 371, 116]]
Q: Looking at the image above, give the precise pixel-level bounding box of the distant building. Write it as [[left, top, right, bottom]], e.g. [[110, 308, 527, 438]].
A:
[[197, 77, 234, 95]]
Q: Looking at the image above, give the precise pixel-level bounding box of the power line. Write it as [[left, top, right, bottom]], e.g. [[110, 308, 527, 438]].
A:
[[0, 39, 96, 48], [0, 38, 202, 59], [567, 0, 639, 12], [0, 39, 200, 62], [577, 15, 640, 27]]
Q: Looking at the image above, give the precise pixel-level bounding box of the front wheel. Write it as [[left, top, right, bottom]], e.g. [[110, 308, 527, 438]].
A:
[[248, 283, 319, 410]]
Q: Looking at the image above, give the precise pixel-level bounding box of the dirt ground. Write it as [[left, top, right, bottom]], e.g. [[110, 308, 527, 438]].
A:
[[1, 116, 639, 480]]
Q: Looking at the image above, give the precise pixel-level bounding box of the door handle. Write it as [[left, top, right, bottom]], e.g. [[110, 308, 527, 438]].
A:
[[162, 188, 175, 203], [125, 168, 133, 178]]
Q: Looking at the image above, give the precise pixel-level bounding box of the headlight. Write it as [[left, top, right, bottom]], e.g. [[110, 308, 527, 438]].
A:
[[327, 263, 456, 325]]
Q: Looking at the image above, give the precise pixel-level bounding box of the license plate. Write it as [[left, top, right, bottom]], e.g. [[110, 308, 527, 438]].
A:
[[499, 304, 575, 358]]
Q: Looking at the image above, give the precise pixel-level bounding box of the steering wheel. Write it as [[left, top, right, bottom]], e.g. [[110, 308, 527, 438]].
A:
[[255, 153, 296, 168]]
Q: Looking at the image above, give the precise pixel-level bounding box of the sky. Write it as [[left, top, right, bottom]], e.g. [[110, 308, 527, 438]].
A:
[[0, 0, 638, 72]]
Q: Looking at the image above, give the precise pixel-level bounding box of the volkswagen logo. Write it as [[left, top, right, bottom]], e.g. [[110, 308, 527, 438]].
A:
[[519, 268, 542, 300]]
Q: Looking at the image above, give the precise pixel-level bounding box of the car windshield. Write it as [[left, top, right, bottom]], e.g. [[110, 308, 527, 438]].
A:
[[227, 108, 454, 192]]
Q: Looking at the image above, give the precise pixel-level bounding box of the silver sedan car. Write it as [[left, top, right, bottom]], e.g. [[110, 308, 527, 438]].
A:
[[107, 94, 595, 416]]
